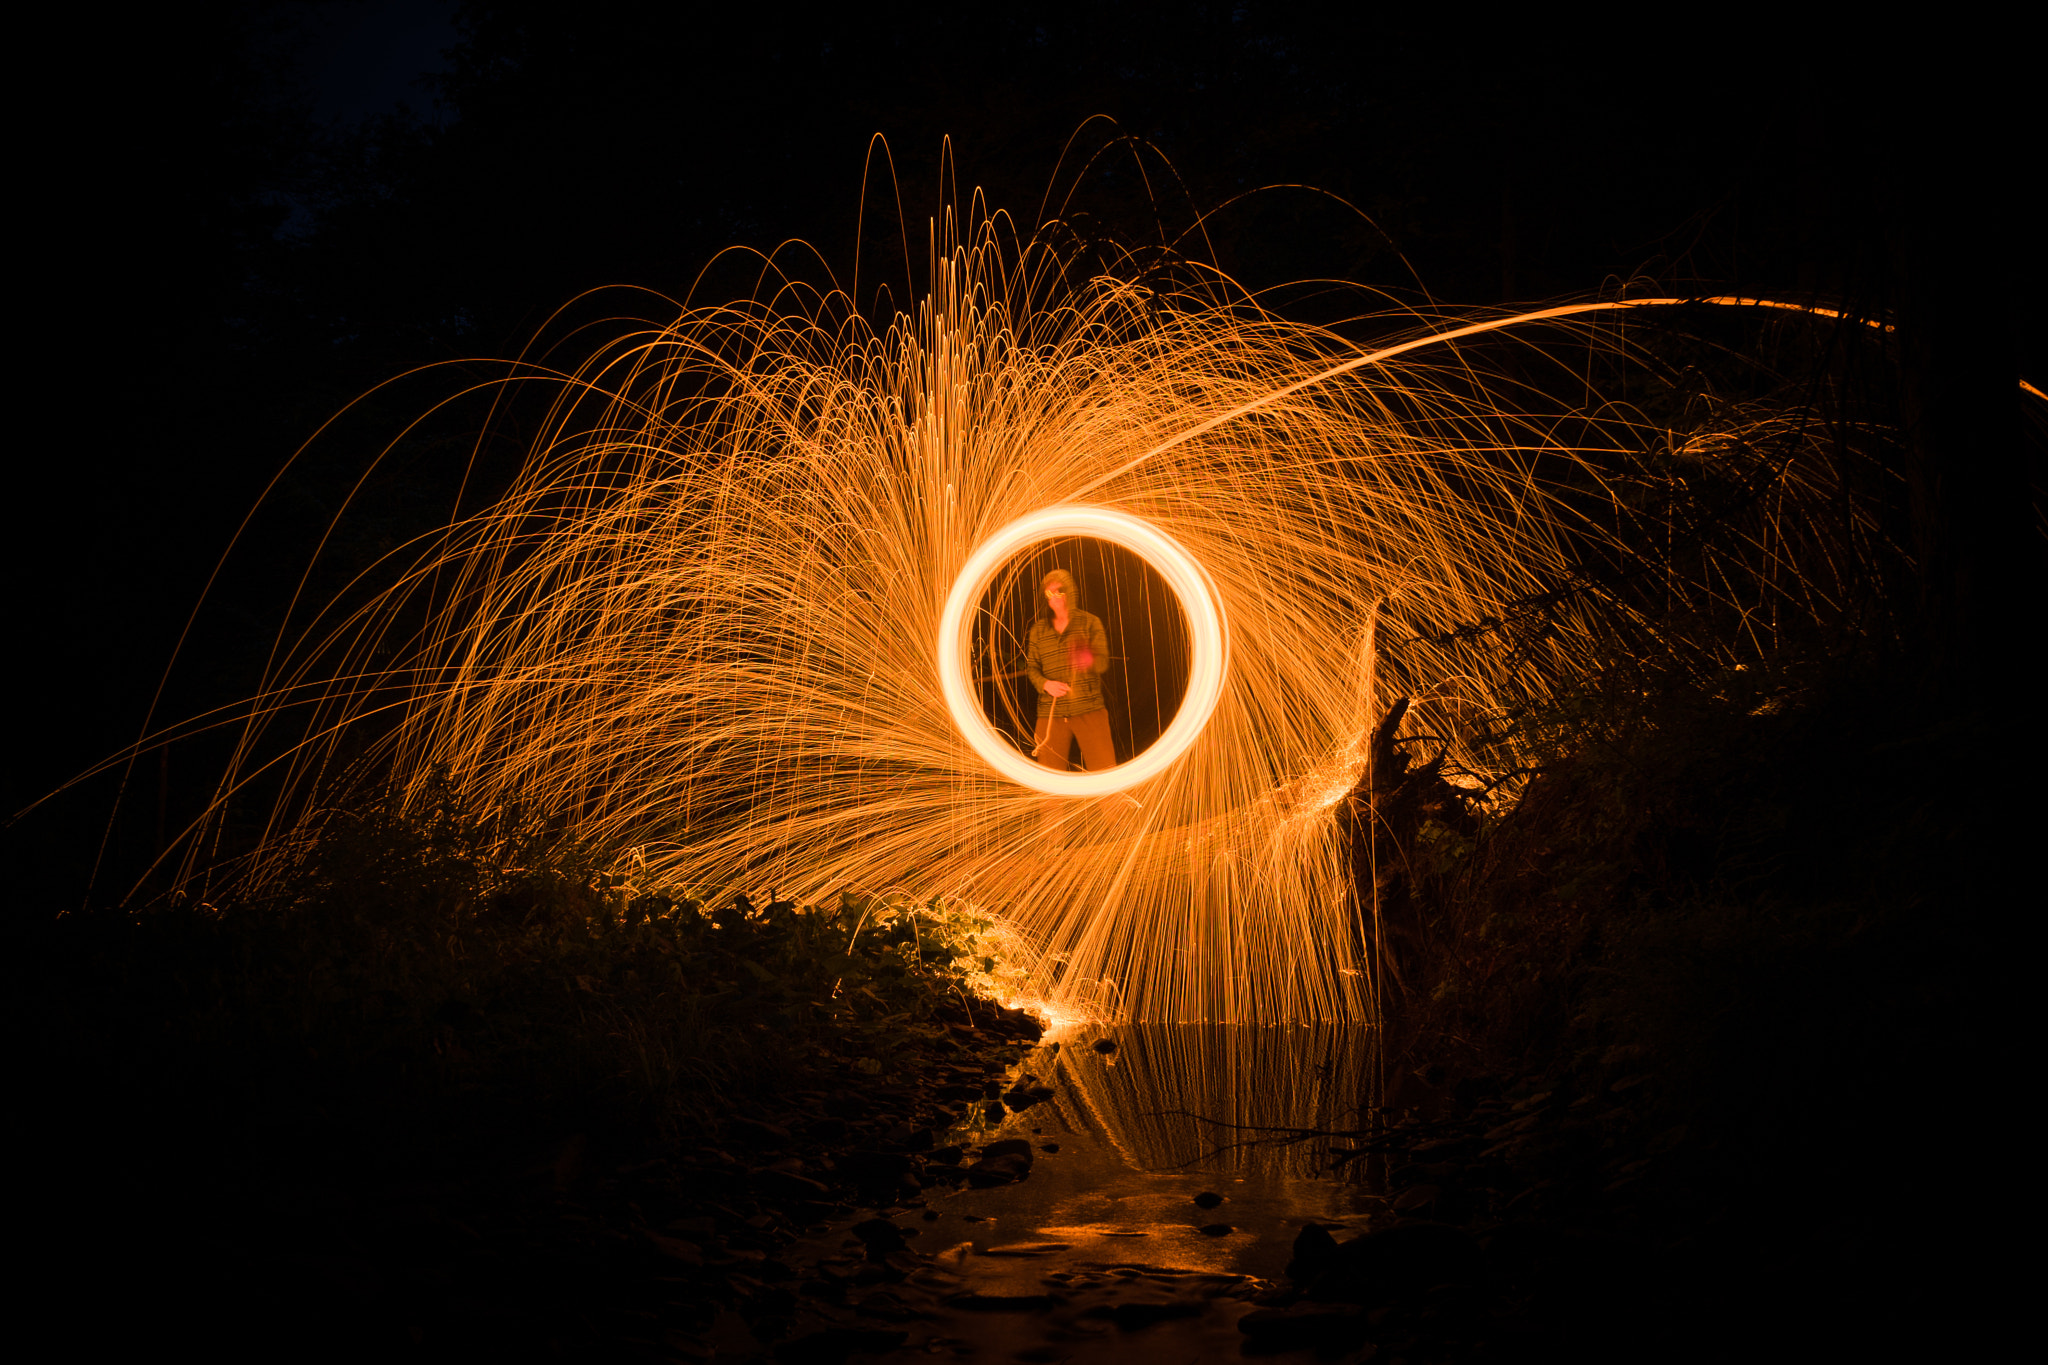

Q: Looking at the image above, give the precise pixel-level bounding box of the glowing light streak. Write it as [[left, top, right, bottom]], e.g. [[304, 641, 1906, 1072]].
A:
[[116, 217, 1909, 1026], [938, 505, 1227, 795]]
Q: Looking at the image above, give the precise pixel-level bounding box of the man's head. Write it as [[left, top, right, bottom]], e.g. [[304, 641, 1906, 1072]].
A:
[[1041, 568, 1078, 614]]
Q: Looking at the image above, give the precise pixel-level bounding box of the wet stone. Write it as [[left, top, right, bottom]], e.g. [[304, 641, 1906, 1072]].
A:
[[1287, 1224, 1341, 1282], [945, 1291, 1059, 1311], [965, 1138, 1035, 1188], [1307, 1222, 1483, 1304], [1082, 1298, 1207, 1331], [644, 1231, 705, 1265], [850, 1218, 907, 1257], [979, 1242, 1070, 1257], [1390, 1183, 1441, 1212], [772, 1325, 909, 1363], [837, 1150, 913, 1187], [1238, 1301, 1371, 1350], [728, 1116, 793, 1146], [850, 1289, 918, 1321]]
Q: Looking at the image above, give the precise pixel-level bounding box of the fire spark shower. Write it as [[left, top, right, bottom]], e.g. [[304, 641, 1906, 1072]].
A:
[[158, 215, 1872, 1025]]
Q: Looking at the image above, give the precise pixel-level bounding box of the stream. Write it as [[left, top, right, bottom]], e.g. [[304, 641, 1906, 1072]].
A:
[[778, 1023, 1387, 1361]]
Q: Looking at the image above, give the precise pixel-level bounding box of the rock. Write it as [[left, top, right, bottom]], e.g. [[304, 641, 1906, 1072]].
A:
[[1237, 1302, 1371, 1350], [805, 1115, 850, 1142], [822, 1090, 866, 1118], [643, 1230, 704, 1265], [1091, 1039, 1118, 1054], [1002, 1074, 1057, 1108], [796, 1199, 849, 1224], [729, 1115, 794, 1146], [1390, 1184, 1440, 1212], [878, 1250, 924, 1279], [850, 1218, 907, 1257], [1193, 1191, 1223, 1209], [981, 1138, 1035, 1161], [1287, 1224, 1340, 1282], [850, 1289, 918, 1321], [1484, 1112, 1543, 1141], [989, 1003, 1044, 1038], [1039, 1142, 1060, 1154], [965, 1152, 1032, 1187], [981, 1242, 1072, 1256], [927, 1145, 964, 1166], [837, 1150, 914, 1187], [1452, 1074, 1501, 1106], [1600, 1043, 1652, 1069], [945, 1292, 1059, 1311], [1198, 1223, 1235, 1237], [754, 1168, 833, 1199], [1306, 1222, 1483, 1303], [1088, 1299, 1204, 1330], [772, 1326, 910, 1363], [702, 1307, 767, 1358], [1484, 1222, 1639, 1296]]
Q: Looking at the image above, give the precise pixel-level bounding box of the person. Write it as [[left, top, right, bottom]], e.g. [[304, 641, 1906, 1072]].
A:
[[1025, 568, 1116, 771]]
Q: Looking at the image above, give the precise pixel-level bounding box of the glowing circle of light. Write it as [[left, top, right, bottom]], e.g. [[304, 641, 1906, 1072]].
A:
[[938, 505, 1229, 796]]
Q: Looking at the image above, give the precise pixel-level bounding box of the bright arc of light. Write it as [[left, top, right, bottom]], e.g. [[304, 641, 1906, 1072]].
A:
[[938, 505, 1229, 796]]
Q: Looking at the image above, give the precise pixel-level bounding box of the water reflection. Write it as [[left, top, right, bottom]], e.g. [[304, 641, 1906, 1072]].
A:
[[926, 1024, 1383, 1283], [1042, 1023, 1379, 1179]]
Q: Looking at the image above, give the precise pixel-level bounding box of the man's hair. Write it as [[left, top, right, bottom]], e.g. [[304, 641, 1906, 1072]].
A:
[[1034, 567, 1080, 625]]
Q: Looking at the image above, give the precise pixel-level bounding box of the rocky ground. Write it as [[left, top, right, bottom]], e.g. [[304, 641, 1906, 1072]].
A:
[[113, 993, 1819, 1364], [112, 999, 1049, 1357]]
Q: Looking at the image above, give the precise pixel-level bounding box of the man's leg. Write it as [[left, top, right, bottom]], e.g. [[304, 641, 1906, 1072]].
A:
[[1032, 715, 1073, 770], [1071, 709, 1117, 771]]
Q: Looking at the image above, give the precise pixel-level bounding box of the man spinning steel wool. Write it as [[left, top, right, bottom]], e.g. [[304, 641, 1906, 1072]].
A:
[[1025, 568, 1115, 771]]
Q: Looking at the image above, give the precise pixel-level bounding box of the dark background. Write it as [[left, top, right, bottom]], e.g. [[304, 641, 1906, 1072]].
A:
[[11, 2, 2032, 913]]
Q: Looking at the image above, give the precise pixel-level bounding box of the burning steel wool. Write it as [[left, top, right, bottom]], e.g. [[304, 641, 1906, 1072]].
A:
[[150, 213, 1881, 1025]]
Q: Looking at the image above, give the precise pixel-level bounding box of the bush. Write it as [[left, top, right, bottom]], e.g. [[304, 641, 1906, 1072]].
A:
[[28, 774, 1026, 1160]]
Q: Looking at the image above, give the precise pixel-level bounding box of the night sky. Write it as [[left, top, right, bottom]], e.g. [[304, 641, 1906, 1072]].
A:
[[11, 4, 2031, 910]]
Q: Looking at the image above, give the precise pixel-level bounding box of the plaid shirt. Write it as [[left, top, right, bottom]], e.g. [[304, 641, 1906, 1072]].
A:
[[1025, 610, 1110, 719]]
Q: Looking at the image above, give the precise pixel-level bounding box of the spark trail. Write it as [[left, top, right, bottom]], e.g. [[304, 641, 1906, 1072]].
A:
[[148, 218, 1884, 1025]]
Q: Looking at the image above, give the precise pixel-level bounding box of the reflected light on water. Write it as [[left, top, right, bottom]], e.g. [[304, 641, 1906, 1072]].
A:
[[1046, 1023, 1376, 1179]]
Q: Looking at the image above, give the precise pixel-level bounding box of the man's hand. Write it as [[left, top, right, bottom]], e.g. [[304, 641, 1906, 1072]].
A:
[[1046, 681, 1071, 697]]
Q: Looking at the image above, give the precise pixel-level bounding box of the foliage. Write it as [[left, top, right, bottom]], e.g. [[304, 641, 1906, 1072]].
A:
[[30, 773, 1027, 1145], [1379, 646, 1998, 1140]]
